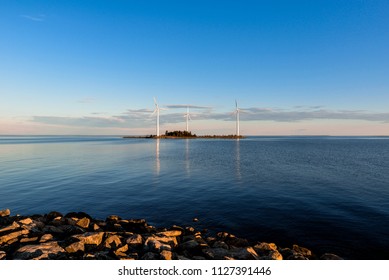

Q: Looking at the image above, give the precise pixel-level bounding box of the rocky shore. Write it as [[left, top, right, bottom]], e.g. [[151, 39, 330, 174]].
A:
[[0, 209, 342, 260]]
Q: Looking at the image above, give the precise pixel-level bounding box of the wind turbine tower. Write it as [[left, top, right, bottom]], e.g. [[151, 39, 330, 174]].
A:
[[184, 106, 192, 132], [152, 97, 166, 137], [235, 100, 240, 136]]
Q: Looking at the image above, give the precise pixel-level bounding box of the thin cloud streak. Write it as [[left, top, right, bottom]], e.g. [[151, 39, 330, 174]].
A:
[[31, 107, 389, 130], [236, 108, 389, 123], [165, 104, 212, 110], [77, 98, 96, 104], [20, 14, 46, 22], [31, 116, 127, 128]]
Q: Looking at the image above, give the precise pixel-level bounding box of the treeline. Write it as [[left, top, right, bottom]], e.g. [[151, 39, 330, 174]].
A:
[[164, 130, 197, 137], [201, 135, 244, 138]]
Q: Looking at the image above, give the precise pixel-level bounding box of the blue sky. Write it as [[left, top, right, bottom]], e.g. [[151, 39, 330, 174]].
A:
[[1, 0, 388, 135]]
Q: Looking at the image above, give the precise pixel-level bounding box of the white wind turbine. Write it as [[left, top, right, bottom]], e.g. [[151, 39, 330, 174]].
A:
[[151, 97, 167, 137], [184, 106, 192, 132], [234, 100, 240, 136]]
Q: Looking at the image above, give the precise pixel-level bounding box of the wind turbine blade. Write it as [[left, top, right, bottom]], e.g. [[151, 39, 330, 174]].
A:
[[153, 97, 158, 106], [235, 99, 238, 109]]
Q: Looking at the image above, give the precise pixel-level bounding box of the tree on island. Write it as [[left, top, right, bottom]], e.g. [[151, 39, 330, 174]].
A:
[[164, 130, 197, 137]]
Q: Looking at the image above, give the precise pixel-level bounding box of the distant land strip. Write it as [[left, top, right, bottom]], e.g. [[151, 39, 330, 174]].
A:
[[123, 130, 244, 139], [123, 135, 245, 139]]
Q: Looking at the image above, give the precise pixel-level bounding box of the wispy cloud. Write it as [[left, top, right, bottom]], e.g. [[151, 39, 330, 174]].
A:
[[90, 112, 107, 115], [30, 107, 389, 130], [20, 14, 46, 22], [165, 104, 213, 110], [31, 116, 128, 128], [77, 98, 96, 104], [222, 107, 389, 123]]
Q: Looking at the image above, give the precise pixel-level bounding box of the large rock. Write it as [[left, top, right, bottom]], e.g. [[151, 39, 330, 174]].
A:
[[202, 247, 259, 260], [65, 212, 93, 220], [216, 232, 230, 240], [92, 223, 101, 231], [157, 230, 182, 237], [153, 235, 178, 247], [0, 216, 12, 226], [279, 246, 310, 260], [126, 234, 143, 247], [17, 218, 33, 225], [230, 247, 259, 260], [40, 234, 54, 243], [65, 241, 85, 254], [202, 247, 230, 260], [144, 237, 172, 253], [20, 237, 39, 243], [43, 225, 64, 234], [46, 211, 63, 221], [106, 215, 121, 223], [119, 219, 147, 233], [0, 209, 11, 217], [73, 232, 104, 246], [254, 242, 278, 252], [104, 235, 122, 249], [254, 242, 282, 259], [0, 221, 20, 234], [50, 217, 66, 227], [180, 240, 199, 250], [293, 245, 312, 258], [14, 241, 66, 260], [226, 237, 250, 247], [160, 250, 173, 260], [114, 244, 129, 258], [261, 250, 283, 260], [21, 220, 45, 232], [57, 224, 85, 235], [0, 229, 29, 245], [76, 218, 90, 229]]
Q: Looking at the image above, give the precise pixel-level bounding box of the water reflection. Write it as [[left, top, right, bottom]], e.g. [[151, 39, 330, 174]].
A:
[[235, 139, 241, 181], [185, 139, 190, 176], [155, 139, 160, 175]]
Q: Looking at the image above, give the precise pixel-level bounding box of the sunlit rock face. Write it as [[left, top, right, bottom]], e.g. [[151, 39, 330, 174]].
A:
[[0, 209, 343, 260]]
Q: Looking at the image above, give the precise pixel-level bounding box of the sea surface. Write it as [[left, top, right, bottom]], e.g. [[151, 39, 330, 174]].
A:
[[0, 136, 388, 259]]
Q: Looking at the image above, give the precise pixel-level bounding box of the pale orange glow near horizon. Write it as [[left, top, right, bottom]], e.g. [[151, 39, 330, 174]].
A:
[[1, 119, 388, 136]]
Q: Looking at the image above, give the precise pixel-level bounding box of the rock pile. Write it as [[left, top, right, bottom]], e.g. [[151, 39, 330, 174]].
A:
[[0, 209, 343, 260]]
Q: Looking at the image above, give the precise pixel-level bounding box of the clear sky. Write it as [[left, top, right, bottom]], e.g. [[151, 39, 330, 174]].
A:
[[1, 0, 388, 135]]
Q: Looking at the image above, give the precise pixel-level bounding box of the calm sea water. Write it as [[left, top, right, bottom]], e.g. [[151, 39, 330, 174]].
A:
[[0, 136, 388, 259]]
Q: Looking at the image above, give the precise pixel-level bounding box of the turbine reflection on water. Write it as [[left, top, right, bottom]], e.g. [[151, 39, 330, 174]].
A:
[[185, 139, 190, 177], [235, 139, 241, 181], [155, 139, 160, 175]]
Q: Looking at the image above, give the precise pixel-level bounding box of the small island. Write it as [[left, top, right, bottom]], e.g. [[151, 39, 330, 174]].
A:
[[123, 130, 244, 139]]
